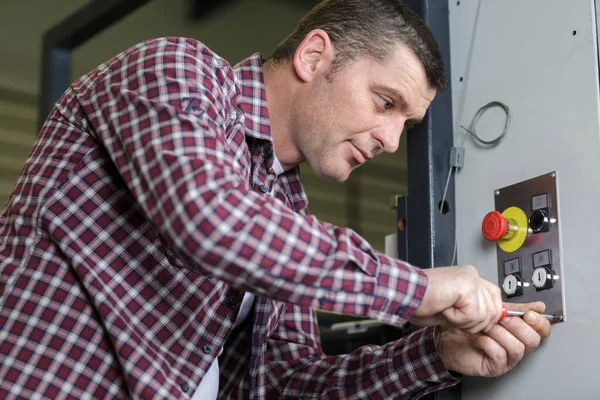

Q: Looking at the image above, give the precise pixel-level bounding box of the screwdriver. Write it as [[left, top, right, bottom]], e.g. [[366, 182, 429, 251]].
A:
[[500, 305, 563, 323]]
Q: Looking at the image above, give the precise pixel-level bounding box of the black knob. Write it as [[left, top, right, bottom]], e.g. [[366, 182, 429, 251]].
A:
[[529, 209, 549, 233]]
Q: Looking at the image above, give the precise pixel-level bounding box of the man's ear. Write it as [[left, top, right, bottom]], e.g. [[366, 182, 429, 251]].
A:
[[293, 29, 334, 82]]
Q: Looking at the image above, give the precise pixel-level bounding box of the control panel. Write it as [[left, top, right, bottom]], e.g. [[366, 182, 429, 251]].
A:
[[481, 172, 565, 321]]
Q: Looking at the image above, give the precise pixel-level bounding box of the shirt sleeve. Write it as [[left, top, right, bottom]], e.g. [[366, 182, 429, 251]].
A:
[[78, 37, 427, 326], [262, 305, 460, 399]]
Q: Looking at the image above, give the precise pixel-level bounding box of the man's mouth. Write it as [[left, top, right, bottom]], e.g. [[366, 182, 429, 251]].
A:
[[350, 143, 371, 164]]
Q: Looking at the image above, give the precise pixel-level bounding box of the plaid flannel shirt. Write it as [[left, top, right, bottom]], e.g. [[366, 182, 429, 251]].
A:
[[0, 37, 459, 399]]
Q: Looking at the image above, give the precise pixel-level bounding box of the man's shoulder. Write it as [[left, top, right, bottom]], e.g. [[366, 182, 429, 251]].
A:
[[77, 36, 238, 99], [72, 36, 242, 122], [116, 37, 231, 71]]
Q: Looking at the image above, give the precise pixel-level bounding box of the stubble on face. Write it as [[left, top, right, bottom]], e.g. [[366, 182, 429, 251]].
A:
[[289, 74, 354, 182]]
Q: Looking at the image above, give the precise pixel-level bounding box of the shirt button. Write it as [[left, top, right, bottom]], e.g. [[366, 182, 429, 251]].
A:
[[259, 185, 268, 193], [319, 297, 327, 305], [265, 149, 273, 158], [181, 383, 190, 393], [227, 296, 239, 306], [202, 345, 213, 354]]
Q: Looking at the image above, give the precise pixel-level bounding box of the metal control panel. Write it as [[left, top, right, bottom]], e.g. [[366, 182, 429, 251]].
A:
[[492, 172, 565, 319]]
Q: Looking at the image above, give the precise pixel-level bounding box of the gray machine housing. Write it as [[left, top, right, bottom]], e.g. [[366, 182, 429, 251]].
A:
[[451, 0, 600, 398]]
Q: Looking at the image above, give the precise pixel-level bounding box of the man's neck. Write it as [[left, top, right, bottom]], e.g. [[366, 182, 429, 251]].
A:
[[263, 61, 304, 172]]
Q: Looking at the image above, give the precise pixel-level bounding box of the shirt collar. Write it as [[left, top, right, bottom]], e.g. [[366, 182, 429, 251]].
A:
[[272, 155, 285, 176], [233, 53, 272, 141], [233, 53, 309, 213]]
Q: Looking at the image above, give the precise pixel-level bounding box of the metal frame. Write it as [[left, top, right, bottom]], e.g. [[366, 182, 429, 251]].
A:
[[404, 1, 459, 399], [39, 0, 153, 129]]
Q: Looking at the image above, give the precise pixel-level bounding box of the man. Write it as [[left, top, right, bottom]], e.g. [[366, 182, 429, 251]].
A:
[[0, 0, 550, 398]]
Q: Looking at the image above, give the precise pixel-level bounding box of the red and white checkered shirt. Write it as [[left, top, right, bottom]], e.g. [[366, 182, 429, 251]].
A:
[[0, 37, 459, 399]]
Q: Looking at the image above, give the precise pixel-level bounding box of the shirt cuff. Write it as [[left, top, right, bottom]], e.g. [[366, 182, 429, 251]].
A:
[[392, 326, 462, 393], [425, 326, 463, 382], [368, 256, 428, 325]]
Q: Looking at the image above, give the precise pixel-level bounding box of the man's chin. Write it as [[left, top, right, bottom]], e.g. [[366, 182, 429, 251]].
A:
[[314, 166, 351, 182]]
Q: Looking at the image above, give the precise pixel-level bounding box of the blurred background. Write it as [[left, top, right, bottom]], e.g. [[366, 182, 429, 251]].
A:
[[0, 0, 408, 252]]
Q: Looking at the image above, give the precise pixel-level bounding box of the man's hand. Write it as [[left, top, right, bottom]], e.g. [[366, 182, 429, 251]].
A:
[[411, 265, 503, 334], [435, 301, 552, 377]]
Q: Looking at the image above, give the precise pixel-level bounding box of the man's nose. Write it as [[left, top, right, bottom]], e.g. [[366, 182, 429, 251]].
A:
[[374, 119, 404, 154]]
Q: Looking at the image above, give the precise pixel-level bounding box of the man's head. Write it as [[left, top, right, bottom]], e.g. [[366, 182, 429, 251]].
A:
[[264, 0, 444, 181]]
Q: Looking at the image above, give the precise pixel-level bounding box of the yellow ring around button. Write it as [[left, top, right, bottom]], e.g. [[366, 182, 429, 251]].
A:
[[498, 206, 528, 253]]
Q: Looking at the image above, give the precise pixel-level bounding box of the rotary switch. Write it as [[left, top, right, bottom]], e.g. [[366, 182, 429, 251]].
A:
[[532, 267, 553, 290], [481, 207, 528, 253], [502, 274, 523, 297]]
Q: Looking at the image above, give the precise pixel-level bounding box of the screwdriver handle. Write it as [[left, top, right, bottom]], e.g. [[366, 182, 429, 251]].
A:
[[500, 305, 508, 320]]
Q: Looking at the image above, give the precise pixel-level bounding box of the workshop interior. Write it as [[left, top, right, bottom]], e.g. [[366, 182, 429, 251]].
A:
[[1, 0, 599, 398]]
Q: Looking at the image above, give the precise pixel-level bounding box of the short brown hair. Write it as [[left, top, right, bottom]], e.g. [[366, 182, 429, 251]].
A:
[[268, 0, 445, 91]]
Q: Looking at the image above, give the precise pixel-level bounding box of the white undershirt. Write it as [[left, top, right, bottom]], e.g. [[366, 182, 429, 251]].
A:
[[192, 155, 285, 399]]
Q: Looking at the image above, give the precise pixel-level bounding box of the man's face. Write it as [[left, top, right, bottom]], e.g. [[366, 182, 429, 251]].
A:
[[290, 44, 437, 182]]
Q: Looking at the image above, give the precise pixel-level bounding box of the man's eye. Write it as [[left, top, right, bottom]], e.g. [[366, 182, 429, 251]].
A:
[[378, 96, 392, 110]]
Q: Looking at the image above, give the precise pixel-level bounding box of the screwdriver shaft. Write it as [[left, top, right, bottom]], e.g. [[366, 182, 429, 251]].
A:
[[506, 310, 563, 322]]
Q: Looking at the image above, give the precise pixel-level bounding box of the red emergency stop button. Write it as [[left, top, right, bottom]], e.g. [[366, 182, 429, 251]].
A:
[[482, 211, 508, 241]]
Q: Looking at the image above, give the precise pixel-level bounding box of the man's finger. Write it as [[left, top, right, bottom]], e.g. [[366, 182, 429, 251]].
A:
[[471, 332, 508, 377], [483, 324, 525, 369], [523, 310, 552, 339], [505, 301, 546, 314], [499, 313, 548, 354]]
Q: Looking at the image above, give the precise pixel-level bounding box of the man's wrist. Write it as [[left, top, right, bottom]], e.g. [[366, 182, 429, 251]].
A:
[[369, 259, 428, 324], [432, 326, 462, 379]]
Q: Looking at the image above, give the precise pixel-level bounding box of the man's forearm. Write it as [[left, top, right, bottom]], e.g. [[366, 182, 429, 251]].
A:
[[264, 325, 460, 399]]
